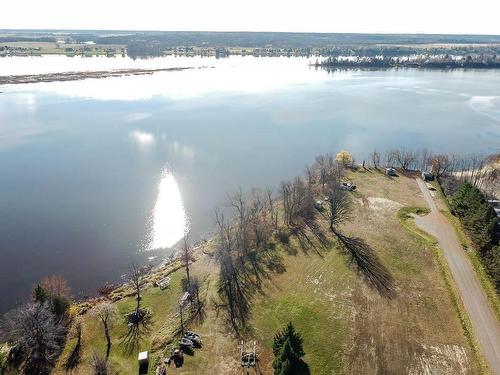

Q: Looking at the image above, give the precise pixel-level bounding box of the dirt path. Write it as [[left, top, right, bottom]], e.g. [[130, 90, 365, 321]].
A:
[[414, 178, 500, 374]]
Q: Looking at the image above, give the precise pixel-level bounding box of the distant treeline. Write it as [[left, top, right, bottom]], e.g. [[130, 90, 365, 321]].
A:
[[5, 30, 499, 47], [0, 36, 56, 43], [3, 30, 500, 58], [318, 54, 500, 69]]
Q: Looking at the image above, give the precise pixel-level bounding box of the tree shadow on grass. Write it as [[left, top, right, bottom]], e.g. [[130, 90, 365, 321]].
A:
[[294, 223, 328, 258], [120, 309, 152, 354], [335, 232, 396, 299], [216, 244, 288, 334], [63, 340, 81, 372], [296, 360, 311, 375]]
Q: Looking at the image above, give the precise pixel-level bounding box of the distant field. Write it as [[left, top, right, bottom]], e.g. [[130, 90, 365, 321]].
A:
[[43, 171, 481, 375], [1, 41, 125, 56]]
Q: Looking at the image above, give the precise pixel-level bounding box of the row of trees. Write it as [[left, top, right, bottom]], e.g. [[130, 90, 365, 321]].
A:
[[214, 187, 280, 330], [450, 182, 500, 292], [319, 54, 500, 69]]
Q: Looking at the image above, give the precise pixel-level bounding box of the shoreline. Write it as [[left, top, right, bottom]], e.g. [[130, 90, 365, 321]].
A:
[[314, 63, 500, 71], [0, 66, 214, 85]]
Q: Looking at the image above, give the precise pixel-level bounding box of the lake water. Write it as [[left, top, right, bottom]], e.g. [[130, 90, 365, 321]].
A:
[[1, 55, 499, 312]]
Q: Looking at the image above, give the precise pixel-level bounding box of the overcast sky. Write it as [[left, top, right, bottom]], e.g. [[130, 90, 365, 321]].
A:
[[2, 0, 500, 35]]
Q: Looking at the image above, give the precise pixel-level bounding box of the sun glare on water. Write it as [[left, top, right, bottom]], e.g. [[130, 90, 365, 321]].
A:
[[148, 169, 187, 250]]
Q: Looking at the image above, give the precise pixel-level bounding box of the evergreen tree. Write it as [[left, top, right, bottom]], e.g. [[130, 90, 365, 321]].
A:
[[272, 322, 308, 375], [272, 322, 304, 357], [32, 284, 48, 304], [450, 182, 500, 292]]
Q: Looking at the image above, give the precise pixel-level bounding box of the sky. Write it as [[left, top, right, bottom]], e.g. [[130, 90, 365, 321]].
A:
[[2, 0, 500, 35]]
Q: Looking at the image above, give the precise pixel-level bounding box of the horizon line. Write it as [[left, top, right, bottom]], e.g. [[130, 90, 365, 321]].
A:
[[2, 28, 500, 37]]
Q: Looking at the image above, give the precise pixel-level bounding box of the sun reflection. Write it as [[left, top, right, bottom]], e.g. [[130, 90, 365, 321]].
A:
[[148, 169, 187, 250], [129, 130, 155, 146]]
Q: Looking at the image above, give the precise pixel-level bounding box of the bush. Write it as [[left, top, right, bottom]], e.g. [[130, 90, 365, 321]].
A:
[[52, 295, 71, 318], [97, 283, 116, 297], [277, 229, 290, 244]]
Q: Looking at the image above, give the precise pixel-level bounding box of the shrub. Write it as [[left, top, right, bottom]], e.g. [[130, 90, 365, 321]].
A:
[[52, 295, 71, 318], [277, 229, 290, 244]]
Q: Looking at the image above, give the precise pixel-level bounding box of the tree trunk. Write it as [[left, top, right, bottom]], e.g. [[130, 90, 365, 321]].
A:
[[104, 324, 111, 358]]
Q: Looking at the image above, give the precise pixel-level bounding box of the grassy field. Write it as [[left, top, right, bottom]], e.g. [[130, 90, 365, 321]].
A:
[[50, 169, 480, 375]]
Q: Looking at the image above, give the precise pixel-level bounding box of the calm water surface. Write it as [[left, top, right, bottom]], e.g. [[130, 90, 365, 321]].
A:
[[1, 56, 499, 312]]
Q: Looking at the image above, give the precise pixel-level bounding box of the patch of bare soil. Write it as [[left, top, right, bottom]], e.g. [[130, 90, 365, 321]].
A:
[[408, 344, 469, 375]]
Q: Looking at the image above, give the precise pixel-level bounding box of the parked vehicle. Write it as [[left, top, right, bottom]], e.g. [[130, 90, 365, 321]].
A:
[[386, 167, 397, 176], [341, 182, 357, 191]]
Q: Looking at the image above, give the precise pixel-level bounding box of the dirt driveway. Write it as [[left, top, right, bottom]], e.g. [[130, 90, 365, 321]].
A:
[[414, 178, 500, 374]]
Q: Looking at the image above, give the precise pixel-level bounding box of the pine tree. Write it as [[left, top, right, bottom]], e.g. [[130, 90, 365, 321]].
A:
[[272, 322, 307, 375], [33, 284, 48, 303], [272, 322, 304, 357], [450, 181, 500, 293]]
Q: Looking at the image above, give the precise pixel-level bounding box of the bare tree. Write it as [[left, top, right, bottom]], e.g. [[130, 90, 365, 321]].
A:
[[214, 210, 250, 330], [385, 150, 397, 168], [325, 180, 352, 234], [97, 283, 116, 298], [281, 180, 293, 227], [419, 148, 431, 171], [370, 149, 380, 169], [92, 303, 118, 359], [314, 153, 335, 190], [305, 165, 315, 190], [281, 177, 315, 228], [182, 233, 191, 288], [394, 149, 417, 171], [2, 303, 65, 375], [430, 154, 452, 178], [127, 263, 147, 315], [265, 186, 278, 229], [189, 276, 202, 309], [40, 275, 70, 299], [227, 188, 250, 260]]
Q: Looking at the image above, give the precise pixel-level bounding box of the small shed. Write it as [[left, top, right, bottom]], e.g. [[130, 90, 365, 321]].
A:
[[138, 351, 148, 364], [138, 351, 149, 374]]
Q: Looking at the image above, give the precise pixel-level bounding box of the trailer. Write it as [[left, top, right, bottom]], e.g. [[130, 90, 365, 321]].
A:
[[240, 340, 257, 368]]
